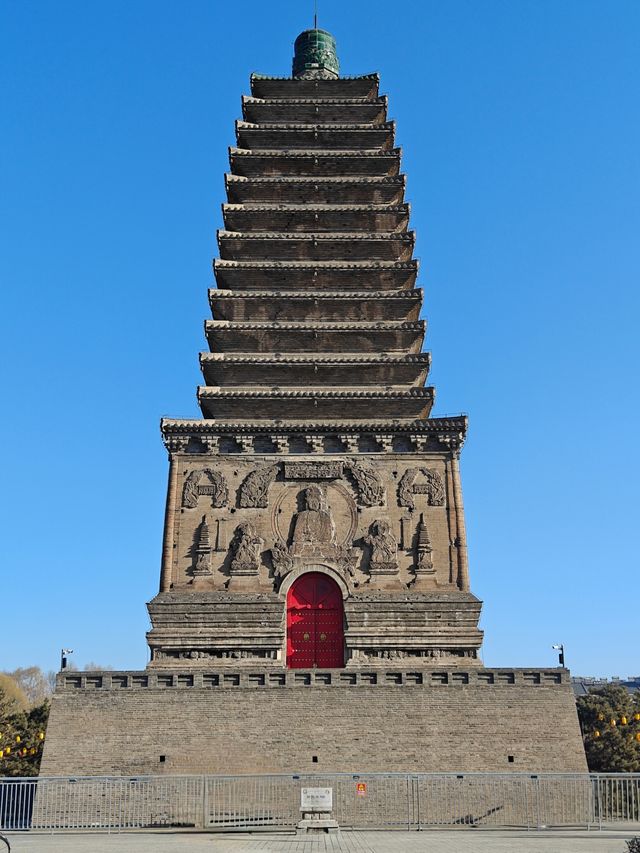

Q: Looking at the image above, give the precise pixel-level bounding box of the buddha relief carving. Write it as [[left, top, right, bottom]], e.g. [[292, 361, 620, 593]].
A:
[[290, 485, 336, 557]]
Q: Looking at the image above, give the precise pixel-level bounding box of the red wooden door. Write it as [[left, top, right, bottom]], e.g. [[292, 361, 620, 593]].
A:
[[286, 572, 344, 669]]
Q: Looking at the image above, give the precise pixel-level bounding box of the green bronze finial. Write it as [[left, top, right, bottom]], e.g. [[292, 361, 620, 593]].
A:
[[292, 28, 339, 79]]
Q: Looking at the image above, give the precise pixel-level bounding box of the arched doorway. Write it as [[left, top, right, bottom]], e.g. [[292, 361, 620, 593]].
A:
[[286, 572, 344, 669]]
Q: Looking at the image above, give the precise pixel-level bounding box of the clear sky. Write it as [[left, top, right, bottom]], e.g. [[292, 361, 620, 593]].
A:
[[1, 0, 638, 678]]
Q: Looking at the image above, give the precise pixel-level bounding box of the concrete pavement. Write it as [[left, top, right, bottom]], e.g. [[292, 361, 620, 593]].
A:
[[3, 829, 639, 852]]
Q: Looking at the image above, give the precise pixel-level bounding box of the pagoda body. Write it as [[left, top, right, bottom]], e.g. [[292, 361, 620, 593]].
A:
[[40, 31, 587, 777], [149, 59, 481, 669]]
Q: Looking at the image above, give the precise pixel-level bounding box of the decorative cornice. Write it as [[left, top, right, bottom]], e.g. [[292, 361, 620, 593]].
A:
[[236, 120, 395, 132], [222, 203, 409, 213], [229, 147, 400, 158], [208, 289, 421, 300], [199, 353, 431, 364], [214, 259, 417, 269], [159, 419, 468, 456], [161, 416, 467, 435], [225, 175, 405, 185], [250, 73, 380, 82], [197, 387, 435, 400], [205, 320, 425, 331], [242, 96, 388, 106], [217, 230, 414, 242]]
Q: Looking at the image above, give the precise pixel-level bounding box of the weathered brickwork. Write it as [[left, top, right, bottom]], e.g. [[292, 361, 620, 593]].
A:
[[40, 668, 587, 776], [41, 31, 588, 778]]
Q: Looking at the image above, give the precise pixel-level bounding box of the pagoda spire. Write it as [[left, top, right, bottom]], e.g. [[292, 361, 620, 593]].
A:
[[292, 26, 339, 79]]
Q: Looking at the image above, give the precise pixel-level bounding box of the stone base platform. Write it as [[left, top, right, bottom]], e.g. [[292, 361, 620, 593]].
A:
[[40, 666, 587, 776]]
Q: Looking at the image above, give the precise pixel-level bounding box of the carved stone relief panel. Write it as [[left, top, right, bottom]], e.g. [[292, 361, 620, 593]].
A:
[[191, 515, 213, 578], [364, 519, 399, 579], [283, 461, 343, 480], [182, 468, 229, 508], [345, 459, 386, 507], [271, 481, 357, 549], [398, 467, 445, 511], [238, 464, 279, 508], [228, 521, 264, 587], [173, 454, 452, 591], [269, 481, 359, 587]]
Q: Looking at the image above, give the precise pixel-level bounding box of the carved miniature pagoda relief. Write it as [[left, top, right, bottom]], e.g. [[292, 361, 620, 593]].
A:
[[191, 515, 213, 579], [411, 512, 438, 589]]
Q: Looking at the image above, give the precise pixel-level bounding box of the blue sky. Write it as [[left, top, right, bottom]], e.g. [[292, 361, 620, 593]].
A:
[[1, 0, 638, 677]]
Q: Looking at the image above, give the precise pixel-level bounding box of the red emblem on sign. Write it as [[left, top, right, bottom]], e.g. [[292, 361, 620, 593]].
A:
[[356, 782, 367, 796]]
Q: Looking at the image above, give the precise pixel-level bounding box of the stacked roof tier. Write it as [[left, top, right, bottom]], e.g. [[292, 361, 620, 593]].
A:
[[200, 74, 433, 423]]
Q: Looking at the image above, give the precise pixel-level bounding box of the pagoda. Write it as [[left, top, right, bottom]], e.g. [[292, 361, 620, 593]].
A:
[[150, 27, 480, 668], [40, 29, 587, 777]]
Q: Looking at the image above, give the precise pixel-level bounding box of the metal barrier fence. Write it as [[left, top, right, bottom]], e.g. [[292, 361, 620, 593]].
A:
[[1, 773, 639, 832]]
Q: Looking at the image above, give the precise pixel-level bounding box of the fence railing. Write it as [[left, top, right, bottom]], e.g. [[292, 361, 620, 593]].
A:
[[1, 773, 639, 832]]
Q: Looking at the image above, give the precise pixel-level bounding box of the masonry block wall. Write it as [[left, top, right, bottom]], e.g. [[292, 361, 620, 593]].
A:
[[40, 668, 588, 776]]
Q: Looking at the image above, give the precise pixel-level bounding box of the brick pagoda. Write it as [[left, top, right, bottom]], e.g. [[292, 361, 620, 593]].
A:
[[41, 28, 587, 776]]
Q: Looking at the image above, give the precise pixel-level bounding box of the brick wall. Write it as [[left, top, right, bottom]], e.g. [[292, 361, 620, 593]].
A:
[[40, 667, 587, 776]]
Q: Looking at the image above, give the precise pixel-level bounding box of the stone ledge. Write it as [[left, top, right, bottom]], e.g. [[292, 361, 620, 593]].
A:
[[225, 175, 406, 185], [199, 353, 431, 364], [250, 73, 380, 82], [230, 147, 400, 158], [208, 288, 421, 300], [214, 259, 417, 269], [205, 319, 424, 330], [56, 668, 568, 692], [218, 229, 414, 241], [222, 203, 409, 212], [242, 97, 386, 105], [197, 387, 434, 399], [236, 121, 395, 131]]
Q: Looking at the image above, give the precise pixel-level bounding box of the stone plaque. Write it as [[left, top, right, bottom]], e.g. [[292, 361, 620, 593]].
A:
[[300, 787, 333, 812], [284, 461, 343, 480]]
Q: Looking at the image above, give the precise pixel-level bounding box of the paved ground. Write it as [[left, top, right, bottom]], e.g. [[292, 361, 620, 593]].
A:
[[2, 829, 639, 852]]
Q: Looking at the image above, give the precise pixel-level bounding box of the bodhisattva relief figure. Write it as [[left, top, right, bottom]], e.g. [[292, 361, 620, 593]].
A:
[[365, 520, 397, 564], [364, 519, 399, 578], [230, 521, 263, 577], [291, 485, 336, 556]]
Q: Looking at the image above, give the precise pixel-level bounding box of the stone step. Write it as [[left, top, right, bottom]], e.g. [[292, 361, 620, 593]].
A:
[[250, 74, 379, 100], [197, 386, 435, 421], [229, 148, 401, 177], [213, 260, 418, 291], [221, 203, 410, 234], [204, 319, 425, 354], [242, 96, 388, 124], [217, 230, 415, 261], [199, 353, 431, 388], [236, 121, 395, 151], [208, 289, 422, 322], [225, 175, 406, 205]]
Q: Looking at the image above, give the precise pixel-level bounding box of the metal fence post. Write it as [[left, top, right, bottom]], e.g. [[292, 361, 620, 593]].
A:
[[201, 775, 207, 830]]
